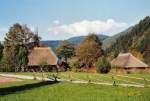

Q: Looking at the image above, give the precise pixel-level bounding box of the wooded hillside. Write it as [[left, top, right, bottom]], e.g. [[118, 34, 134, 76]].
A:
[[106, 16, 150, 65]]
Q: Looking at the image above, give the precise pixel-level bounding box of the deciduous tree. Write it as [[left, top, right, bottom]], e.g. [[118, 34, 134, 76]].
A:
[[75, 34, 103, 68]]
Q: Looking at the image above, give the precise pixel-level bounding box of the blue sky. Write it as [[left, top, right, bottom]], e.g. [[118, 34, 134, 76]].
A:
[[0, 0, 150, 40]]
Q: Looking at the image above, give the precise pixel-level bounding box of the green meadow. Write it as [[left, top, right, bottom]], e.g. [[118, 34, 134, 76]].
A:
[[0, 72, 150, 101], [0, 80, 150, 101]]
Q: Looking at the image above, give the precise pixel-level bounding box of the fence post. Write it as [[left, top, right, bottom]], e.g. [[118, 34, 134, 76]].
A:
[[52, 74, 57, 82], [32, 69, 36, 80], [69, 72, 72, 82], [33, 72, 36, 80], [41, 69, 44, 81], [144, 78, 147, 87], [87, 75, 91, 83], [112, 75, 117, 86]]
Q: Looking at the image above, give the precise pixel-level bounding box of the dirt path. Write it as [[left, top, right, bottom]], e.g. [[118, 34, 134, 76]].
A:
[[0, 73, 148, 87], [0, 76, 21, 83], [0, 73, 52, 81]]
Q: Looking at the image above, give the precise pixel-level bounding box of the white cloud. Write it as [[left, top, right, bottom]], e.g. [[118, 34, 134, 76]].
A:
[[53, 20, 60, 25], [48, 19, 127, 36]]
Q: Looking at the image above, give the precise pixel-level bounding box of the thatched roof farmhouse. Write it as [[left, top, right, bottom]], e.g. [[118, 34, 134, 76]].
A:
[[111, 53, 149, 73], [28, 47, 58, 66]]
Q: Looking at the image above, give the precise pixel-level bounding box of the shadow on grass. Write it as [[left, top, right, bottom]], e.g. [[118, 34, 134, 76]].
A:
[[0, 81, 59, 95]]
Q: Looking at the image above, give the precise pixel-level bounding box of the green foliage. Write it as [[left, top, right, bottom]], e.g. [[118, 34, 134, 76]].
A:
[[107, 16, 150, 53], [16, 46, 28, 70], [0, 23, 41, 72], [0, 46, 27, 72], [143, 30, 150, 65], [103, 28, 131, 49], [5, 24, 31, 46], [0, 42, 3, 62], [56, 40, 75, 62], [106, 16, 150, 64], [0, 47, 12, 71], [138, 27, 150, 50], [95, 56, 111, 73], [70, 60, 80, 72]]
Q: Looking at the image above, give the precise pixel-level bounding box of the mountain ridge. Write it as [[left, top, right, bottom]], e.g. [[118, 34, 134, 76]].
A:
[[41, 34, 109, 51]]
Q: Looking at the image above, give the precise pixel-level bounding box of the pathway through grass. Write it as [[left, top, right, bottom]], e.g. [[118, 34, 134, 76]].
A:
[[10, 72, 150, 86]]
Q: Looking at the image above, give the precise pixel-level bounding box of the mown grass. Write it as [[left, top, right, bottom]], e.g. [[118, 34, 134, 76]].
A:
[[0, 80, 150, 101]]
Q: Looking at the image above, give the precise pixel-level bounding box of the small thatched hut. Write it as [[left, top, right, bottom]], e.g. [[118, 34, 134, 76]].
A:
[[27, 47, 58, 71], [111, 53, 149, 73]]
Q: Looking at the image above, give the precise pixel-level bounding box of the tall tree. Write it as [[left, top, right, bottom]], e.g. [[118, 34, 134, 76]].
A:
[[2, 23, 40, 71], [75, 34, 103, 68], [0, 47, 12, 71], [56, 40, 75, 63], [4, 24, 40, 48]]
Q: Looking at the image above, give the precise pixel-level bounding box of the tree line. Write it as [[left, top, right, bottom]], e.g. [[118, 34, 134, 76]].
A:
[[56, 34, 110, 73], [1, 16, 149, 72], [0, 23, 110, 73], [56, 16, 150, 72]]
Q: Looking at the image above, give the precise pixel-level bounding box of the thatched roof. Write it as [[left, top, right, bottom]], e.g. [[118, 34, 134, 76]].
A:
[[28, 47, 58, 66], [111, 53, 149, 68]]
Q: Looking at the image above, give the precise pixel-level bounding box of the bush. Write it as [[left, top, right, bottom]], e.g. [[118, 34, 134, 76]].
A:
[[95, 56, 111, 73], [70, 60, 81, 72]]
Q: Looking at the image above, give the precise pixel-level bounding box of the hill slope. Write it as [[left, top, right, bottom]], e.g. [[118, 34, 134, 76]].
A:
[[106, 16, 150, 65], [102, 27, 133, 49], [41, 40, 62, 51], [42, 34, 109, 51], [68, 34, 109, 45]]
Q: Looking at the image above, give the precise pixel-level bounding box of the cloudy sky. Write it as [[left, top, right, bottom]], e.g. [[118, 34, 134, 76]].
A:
[[0, 0, 150, 40]]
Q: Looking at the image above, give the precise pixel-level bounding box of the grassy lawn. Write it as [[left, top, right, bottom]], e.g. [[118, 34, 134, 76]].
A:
[[0, 80, 150, 101]]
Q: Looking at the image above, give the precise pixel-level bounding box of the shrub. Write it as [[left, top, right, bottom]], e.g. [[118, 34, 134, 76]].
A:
[[95, 56, 111, 73], [70, 60, 81, 72]]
